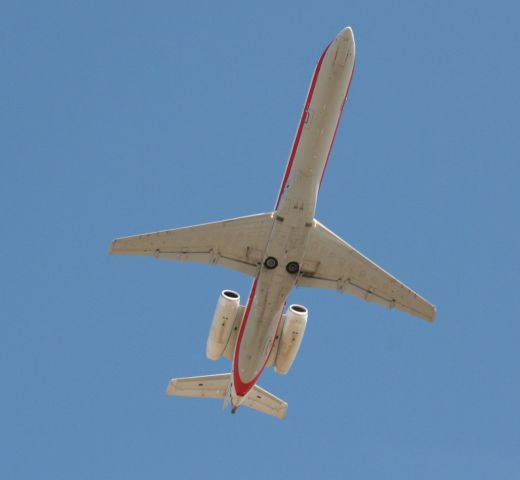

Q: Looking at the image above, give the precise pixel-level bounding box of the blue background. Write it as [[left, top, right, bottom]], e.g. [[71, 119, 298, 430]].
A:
[[2, 1, 519, 478]]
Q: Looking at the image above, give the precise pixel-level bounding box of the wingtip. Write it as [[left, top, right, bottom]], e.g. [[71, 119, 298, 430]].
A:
[[108, 239, 120, 255], [165, 379, 177, 396], [420, 304, 437, 323]]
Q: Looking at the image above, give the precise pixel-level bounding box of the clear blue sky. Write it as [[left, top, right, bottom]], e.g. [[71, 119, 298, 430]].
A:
[[2, 1, 519, 478]]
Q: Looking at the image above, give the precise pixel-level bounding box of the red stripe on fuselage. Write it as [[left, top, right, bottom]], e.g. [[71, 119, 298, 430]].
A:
[[232, 278, 258, 396], [232, 279, 285, 397], [274, 43, 331, 210]]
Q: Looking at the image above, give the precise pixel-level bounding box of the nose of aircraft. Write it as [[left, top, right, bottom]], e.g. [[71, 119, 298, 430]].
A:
[[338, 26, 354, 41], [329, 26, 355, 67]]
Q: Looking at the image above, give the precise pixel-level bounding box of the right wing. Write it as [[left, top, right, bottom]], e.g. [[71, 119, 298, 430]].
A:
[[110, 212, 274, 276], [299, 220, 436, 322]]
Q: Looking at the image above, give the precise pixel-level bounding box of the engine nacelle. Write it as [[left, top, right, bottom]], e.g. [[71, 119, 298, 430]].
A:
[[206, 290, 240, 360], [274, 304, 308, 375]]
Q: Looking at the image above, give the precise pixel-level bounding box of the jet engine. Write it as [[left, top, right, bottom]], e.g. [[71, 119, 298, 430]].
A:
[[206, 290, 240, 360], [274, 304, 308, 375]]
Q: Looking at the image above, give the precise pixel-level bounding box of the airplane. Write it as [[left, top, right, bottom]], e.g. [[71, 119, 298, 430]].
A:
[[110, 26, 436, 420]]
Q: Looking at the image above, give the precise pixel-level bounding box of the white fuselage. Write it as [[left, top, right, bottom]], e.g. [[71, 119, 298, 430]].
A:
[[231, 27, 355, 405]]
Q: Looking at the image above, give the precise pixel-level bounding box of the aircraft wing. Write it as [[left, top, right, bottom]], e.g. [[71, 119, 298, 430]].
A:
[[110, 212, 274, 276], [299, 220, 436, 322]]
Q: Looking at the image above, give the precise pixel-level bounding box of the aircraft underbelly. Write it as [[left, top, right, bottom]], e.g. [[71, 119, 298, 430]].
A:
[[236, 219, 312, 381], [235, 37, 354, 387], [277, 31, 354, 222], [237, 277, 289, 383]]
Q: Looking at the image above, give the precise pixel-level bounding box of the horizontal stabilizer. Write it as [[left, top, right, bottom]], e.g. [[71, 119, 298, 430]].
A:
[[166, 374, 230, 399], [243, 384, 288, 420], [165, 374, 287, 420]]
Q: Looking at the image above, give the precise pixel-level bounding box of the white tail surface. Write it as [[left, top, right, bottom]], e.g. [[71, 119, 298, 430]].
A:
[[165, 374, 288, 420], [243, 384, 288, 420], [166, 374, 230, 399]]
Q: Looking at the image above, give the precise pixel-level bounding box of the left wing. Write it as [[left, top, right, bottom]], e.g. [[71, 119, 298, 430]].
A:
[[110, 212, 274, 276], [299, 220, 436, 322]]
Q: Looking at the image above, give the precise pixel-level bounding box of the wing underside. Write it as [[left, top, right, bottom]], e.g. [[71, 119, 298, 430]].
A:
[[110, 213, 434, 321], [299, 220, 436, 322], [110, 212, 275, 276]]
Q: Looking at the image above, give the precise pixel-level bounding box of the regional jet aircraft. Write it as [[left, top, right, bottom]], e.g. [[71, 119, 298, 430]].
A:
[[110, 27, 436, 420]]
